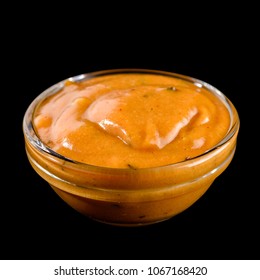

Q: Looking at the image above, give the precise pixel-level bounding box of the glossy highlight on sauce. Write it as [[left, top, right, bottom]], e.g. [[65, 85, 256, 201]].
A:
[[33, 73, 230, 168]]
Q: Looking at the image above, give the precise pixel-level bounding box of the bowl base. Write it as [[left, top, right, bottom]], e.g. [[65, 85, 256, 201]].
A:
[[90, 216, 173, 227], [91, 218, 170, 227]]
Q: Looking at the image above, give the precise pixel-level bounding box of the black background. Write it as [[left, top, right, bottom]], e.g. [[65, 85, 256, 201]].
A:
[[2, 12, 258, 261]]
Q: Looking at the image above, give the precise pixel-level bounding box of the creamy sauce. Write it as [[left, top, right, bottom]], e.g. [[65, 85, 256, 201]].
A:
[[33, 73, 230, 168]]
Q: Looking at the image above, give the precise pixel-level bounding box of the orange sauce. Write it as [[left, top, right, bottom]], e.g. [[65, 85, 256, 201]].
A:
[[33, 73, 230, 168]]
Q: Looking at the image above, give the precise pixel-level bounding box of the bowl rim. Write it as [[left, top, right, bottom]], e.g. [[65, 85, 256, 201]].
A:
[[23, 68, 240, 172]]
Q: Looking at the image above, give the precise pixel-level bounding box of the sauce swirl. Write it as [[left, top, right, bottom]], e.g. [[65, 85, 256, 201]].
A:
[[33, 73, 230, 168]]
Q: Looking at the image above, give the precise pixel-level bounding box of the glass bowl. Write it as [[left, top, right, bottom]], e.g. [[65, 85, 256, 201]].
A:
[[22, 69, 240, 226]]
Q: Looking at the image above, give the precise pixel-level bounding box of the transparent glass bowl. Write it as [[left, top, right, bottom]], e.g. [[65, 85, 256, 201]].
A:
[[23, 69, 240, 226]]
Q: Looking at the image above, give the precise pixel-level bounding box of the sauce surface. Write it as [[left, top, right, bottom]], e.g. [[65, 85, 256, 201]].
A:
[[33, 73, 230, 168]]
